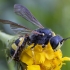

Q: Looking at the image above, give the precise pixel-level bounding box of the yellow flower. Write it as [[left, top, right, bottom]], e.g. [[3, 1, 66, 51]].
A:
[[0, 31, 70, 70], [20, 43, 70, 70]]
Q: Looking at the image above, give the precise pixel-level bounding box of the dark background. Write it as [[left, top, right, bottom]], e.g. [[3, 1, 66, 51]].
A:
[[0, 0, 70, 70]]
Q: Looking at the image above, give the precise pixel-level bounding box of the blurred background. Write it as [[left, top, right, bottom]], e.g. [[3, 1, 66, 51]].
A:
[[0, 0, 70, 70]]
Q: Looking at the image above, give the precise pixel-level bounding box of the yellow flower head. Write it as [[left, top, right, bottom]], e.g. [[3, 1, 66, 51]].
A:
[[20, 42, 70, 70]]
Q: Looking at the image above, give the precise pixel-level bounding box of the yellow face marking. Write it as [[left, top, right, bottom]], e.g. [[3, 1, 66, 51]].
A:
[[54, 42, 63, 51]]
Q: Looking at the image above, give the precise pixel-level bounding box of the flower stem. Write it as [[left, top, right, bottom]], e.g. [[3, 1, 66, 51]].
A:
[[0, 31, 17, 70], [0, 31, 15, 46]]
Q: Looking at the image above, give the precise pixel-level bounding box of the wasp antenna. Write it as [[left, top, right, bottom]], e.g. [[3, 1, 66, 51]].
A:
[[61, 36, 70, 43]]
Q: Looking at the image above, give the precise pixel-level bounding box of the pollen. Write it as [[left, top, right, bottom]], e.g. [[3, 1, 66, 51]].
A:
[[19, 42, 70, 70]]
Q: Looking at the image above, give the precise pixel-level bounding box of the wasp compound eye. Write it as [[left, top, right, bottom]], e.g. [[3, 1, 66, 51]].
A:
[[50, 35, 63, 50]]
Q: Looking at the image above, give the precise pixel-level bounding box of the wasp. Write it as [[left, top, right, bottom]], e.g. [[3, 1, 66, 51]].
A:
[[0, 4, 70, 61]]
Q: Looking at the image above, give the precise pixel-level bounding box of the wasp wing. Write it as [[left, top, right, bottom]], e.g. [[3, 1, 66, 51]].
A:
[[0, 19, 32, 34], [10, 25, 31, 34], [14, 4, 44, 28]]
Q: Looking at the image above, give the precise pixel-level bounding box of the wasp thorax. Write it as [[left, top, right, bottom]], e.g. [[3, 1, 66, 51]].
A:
[[50, 35, 63, 50], [29, 28, 53, 45]]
